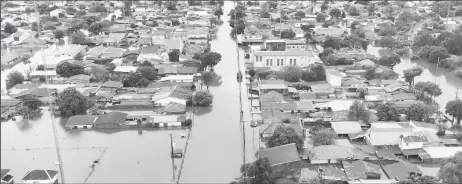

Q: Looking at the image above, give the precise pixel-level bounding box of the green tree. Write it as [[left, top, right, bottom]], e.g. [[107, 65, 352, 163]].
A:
[[122, 72, 149, 87], [403, 66, 423, 86], [312, 128, 336, 146], [88, 22, 103, 34], [4, 23, 17, 34], [323, 37, 342, 50], [189, 91, 213, 106], [168, 49, 180, 62], [356, 88, 368, 99], [6, 71, 25, 89], [379, 36, 398, 48], [377, 54, 401, 69], [316, 12, 328, 22], [66, 7, 77, 15], [414, 81, 442, 98], [53, 30, 65, 40], [321, 3, 329, 12], [280, 29, 296, 39], [442, 32, 462, 55], [406, 102, 435, 122], [200, 52, 222, 69], [56, 87, 91, 116], [78, 4, 86, 10], [56, 62, 85, 77], [329, 8, 342, 19], [378, 26, 397, 36], [348, 6, 360, 16], [70, 31, 87, 44], [136, 66, 157, 81], [202, 71, 214, 89], [376, 102, 400, 121], [438, 151, 462, 183], [367, 3, 376, 16], [445, 100, 462, 125], [348, 100, 371, 123], [267, 126, 304, 152], [214, 6, 224, 19], [36, 65, 45, 71], [21, 95, 42, 111], [123, 1, 133, 16], [237, 158, 274, 184], [398, 175, 440, 184], [302, 65, 326, 81], [414, 32, 435, 47], [295, 11, 306, 19], [428, 47, 449, 64], [279, 66, 302, 82], [341, 11, 346, 18], [364, 67, 376, 80]]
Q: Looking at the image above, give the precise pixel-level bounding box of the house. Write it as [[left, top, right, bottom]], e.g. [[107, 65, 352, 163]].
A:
[[158, 66, 198, 76], [381, 161, 421, 181], [237, 25, 264, 45], [152, 86, 192, 106], [83, 46, 106, 60], [186, 29, 208, 44], [256, 143, 301, 166], [111, 99, 154, 110], [318, 165, 348, 182], [158, 102, 187, 114], [158, 39, 184, 53], [94, 111, 128, 129], [342, 160, 383, 181], [313, 27, 344, 38], [151, 115, 185, 127], [159, 75, 194, 83], [21, 169, 59, 184], [103, 33, 127, 47], [65, 115, 98, 129], [99, 47, 125, 59], [419, 146, 462, 163], [258, 80, 288, 95], [1, 53, 20, 65], [67, 74, 91, 84], [113, 65, 138, 77], [14, 88, 57, 99], [326, 69, 343, 87], [251, 50, 315, 71], [366, 127, 414, 146], [1, 169, 14, 184], [330, 121, 362, 136], [137, 45, 163, 61], [187, 18, 210, 27], [272, 23, 293, 32], [440, 139, 462, 147], [259, 90, 284, 103], [152, 30, 167, 41], [102, 81, 123, 88], [285, 40, 306, 51], [49, 9, 65, 17], [309, 145, 368, 164]]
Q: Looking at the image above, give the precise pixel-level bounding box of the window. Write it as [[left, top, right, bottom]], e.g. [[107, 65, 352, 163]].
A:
[[266, 59, 269, 66], [255, 56, 258, 61], [260, 56, 262, 61], [290, 59, 292, 65], [277, 59, 280, 66], [293, 59, 297, 65], [270, 59, 273, 66], [281, 59, 284, 65]]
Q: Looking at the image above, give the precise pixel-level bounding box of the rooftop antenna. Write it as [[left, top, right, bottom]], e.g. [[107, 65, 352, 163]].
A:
[[34, 1, 66, 183]]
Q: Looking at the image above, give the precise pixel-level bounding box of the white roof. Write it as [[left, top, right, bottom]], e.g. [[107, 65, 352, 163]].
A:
[[29, 70, 58, 76], [371, 123, 403, 129], [330, 121, 362, 134], [423, 147, 462, 159], [151, 92, 170, 101], [151, 115, 180, 122], [314, 100, 354, 112], [159, 75, 193, 82], [348, 179, 398, 184], [367, 128, 414, 145], [113, 66, 138, 73]]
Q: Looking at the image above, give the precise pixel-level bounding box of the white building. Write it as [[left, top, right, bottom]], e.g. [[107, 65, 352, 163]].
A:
[[159, 75, 194, 83], [325, 69, 343, 87], [22, 170, 59, 184], [49, 9, 65, 17], [250, 51, 315, 71], [366, 126, 414, 146], [398, 135, 428, 150]]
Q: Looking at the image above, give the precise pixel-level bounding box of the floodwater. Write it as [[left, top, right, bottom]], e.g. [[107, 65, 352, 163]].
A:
[[1, 2, 257, 183]]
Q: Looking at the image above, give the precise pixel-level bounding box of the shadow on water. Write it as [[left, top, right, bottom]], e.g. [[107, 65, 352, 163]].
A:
[[409, 59, 462, 88], [189, 106, 213, 117]]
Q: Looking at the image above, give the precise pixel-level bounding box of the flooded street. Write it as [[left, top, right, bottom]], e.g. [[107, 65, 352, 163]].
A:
[[1, 2, 256, 183]]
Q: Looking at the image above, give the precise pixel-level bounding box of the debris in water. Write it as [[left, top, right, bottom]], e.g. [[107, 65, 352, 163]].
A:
[[93, 160, 99, 164], [54, 162, 60, 165]]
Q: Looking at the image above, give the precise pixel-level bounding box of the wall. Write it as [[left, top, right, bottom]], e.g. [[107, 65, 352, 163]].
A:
[[66, 125, 93, 129], [251, 53, 313, 71], [399, 139, 424, 150]]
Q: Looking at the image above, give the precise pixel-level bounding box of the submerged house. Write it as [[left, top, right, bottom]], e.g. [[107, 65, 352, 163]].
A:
[[256, 143, 301, 166], [93, 111, 128, 129], [65, 115, 98, 129], [1, 169, 14, 184], [21, 169, 59, 184]]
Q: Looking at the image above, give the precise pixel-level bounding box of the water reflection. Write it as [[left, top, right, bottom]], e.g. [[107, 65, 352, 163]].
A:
[[190, 106, 213, 116]]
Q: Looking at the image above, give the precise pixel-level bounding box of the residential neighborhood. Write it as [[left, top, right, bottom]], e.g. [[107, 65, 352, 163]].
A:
[[1, 1, 462, 184]]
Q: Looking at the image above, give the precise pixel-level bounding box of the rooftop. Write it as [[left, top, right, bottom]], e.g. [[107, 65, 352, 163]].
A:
[[22, 170, 58, 181], [256, 143, 300, 166]]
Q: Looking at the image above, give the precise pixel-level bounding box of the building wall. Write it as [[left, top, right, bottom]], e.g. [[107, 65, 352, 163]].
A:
[[285, 44, 306, 51], [399, 139, 424, 150], [326, 73, 342, 87], [66, 124, 93, 129], [251, 53, 314, 71]]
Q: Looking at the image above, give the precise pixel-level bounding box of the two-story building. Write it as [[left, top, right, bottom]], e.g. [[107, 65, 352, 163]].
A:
[[285, 40, 306, 50], [186, 29, 208, 45], [237, 25, 263, 45], [250, 50, 315, 71]]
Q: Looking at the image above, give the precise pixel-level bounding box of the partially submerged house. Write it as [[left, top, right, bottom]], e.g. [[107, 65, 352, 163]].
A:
[[256, 143, 300, 166], [21, 169, 59, 184], [1, 169, 14, 184], [65, 115, 98, 129]]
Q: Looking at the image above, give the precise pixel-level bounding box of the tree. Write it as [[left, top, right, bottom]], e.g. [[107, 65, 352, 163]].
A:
[[329, 8, 342, 19], [267, 126, 304, 152], [6, 71, 25, 89], [279, 66, 302, 82], [364, 67, 376, 80], [66, 7, 77, 15], [379, 36, 398, 48], [378, 26, 397, 36], [76, 10, 86, 17], [356, 88, 367, 99], [348, 6, 360, 16], [190, 91, 213, 106], [323, 37, 342, 50], [78, 4, 86, 9], [70, 31, 87, 44], [377, 54, 401, 69], [123, 1, 133, 16], [321, 3, 329, 12], [237, 158, 274, 184], [171, 19, 180, 26], [445, 100, 462, 125], [88, 23, 103, 34], [350, 21, 361, 30], [398, 175, 440, 184], [280, 29, 296, 39], [200, 52, 222, 69], [36, 65, 45, 71], [122, 72, 150, 87], [348, 100, 371, 123], [302, 65, 326, 81], [166, 2, 177, 10], [442, 32, 462, 55], [136, 66, 157, 81], [168, 49, 180, 62], [4, 23, 17, 34], [414, 81, 442, 98], [403, 66, 423, 86], [432, 2, 451, 17], [341, 11, 346, 18], [406, 102, 435, 122], [367, 3, 376, 16], [295, 11, 306, 19], [316, 13, 328, 22], [53, 30, 65, 40], [438, 151, 462, 183], [56, 62, 84, 77], [22, 95, 42, 111], [414, 32, 435, 47], [376, 102, 400, 121], [312, 128, 336, 146], [428, 47, 449, 64], [56, 87, 91, 116], [214, 7, 224, 19], [89, 4, 107, 13], [202, 72, 214, 89]]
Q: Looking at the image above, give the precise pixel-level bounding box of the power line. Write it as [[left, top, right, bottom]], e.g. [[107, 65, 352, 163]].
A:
[[176, 91, 195, 184], [34, 1, 66, 183]]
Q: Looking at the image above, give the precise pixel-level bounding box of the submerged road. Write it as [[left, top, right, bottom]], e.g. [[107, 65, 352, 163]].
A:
[[1, 1, 257, 183]]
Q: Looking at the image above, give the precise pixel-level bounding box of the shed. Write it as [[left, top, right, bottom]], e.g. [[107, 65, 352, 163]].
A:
[[256, 143, 300, 166], [65, 115, 98, 129], [330, 121, 362, 135]]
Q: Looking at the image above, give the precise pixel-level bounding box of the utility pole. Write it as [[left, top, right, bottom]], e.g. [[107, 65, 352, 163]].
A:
[[170, 134, 174, 158]]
